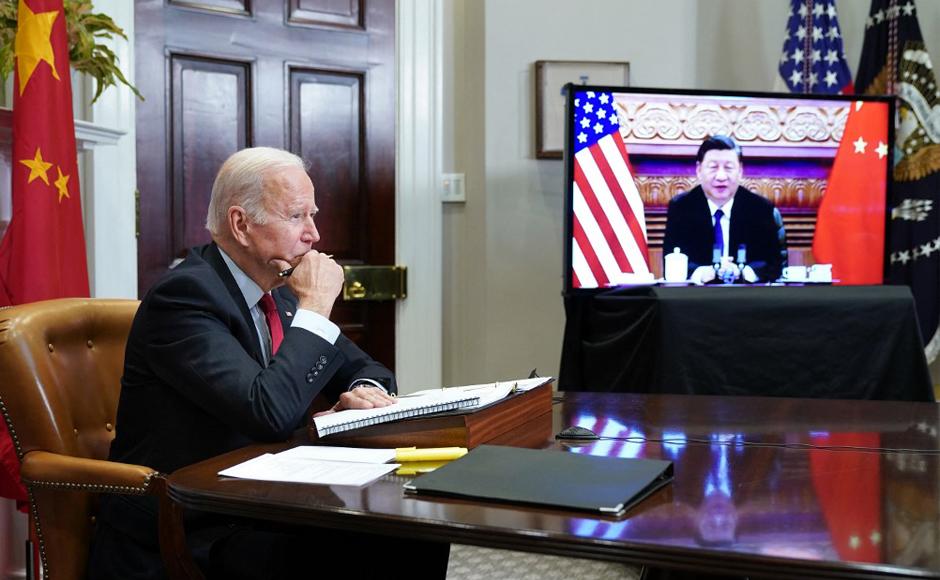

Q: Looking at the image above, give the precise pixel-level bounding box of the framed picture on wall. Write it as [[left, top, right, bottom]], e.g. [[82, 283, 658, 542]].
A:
[[535, 60, 630, 159]]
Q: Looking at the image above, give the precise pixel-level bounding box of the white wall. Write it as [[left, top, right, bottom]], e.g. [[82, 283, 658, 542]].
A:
[[442, 0, 940, 386]]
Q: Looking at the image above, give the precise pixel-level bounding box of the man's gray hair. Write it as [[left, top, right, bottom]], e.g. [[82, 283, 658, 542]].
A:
[[205, 147, 308, 236]]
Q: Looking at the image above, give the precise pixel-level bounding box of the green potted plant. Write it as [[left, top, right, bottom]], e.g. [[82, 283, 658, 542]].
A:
[[0, 0, 141, 103]]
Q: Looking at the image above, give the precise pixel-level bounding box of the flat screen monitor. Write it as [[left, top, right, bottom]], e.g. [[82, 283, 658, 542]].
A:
[[563, 85, 894, 293]]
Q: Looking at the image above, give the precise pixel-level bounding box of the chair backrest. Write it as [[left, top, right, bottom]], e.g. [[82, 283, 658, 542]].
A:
[[0, 298, 139, 580]]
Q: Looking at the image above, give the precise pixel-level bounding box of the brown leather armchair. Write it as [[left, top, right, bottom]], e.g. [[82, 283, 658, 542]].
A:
[[0, 298, 164, 580]]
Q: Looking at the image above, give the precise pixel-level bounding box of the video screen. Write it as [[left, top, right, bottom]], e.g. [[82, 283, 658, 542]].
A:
[[563, 86, 893, 292]]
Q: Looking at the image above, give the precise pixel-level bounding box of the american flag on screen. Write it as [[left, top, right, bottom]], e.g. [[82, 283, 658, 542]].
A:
[[777, 0, 854, 94], [571, 91, 649, 289]]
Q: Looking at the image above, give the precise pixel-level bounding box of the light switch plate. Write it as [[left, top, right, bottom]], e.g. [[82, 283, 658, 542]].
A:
[[442, 173, 466, 203]]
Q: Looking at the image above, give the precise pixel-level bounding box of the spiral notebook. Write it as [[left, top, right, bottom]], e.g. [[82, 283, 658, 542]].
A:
[[313, 389, 483, 437]]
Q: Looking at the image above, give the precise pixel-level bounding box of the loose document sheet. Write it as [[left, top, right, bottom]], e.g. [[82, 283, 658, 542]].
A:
[[218, 446, 398, 487]]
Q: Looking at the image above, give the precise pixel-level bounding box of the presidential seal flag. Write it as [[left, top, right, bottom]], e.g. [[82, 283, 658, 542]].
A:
[[0, 0, 90, 506], [570, 90, 650, 289], [777, 0, 854, 94], [856, 0, 940, 360]]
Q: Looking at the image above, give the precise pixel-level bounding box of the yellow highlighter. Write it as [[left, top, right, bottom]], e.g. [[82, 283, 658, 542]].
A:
[[396, 460, 450, 476], [394, 447, 468, 463]]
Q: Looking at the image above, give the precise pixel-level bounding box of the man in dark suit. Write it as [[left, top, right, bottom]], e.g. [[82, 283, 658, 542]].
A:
[[662, 135, 783, 283], [88, 147, 449, 579]]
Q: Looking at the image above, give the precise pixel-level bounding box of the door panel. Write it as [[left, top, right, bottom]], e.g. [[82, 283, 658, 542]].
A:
[[289, 0, 362, 28], [289, 69, 363, 260], [136, 0, 396, 366], [171, 56, 251, 253], [169, 0, 250, 15]]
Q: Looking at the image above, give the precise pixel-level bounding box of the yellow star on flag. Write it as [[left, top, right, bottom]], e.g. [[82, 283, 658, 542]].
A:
[[15, 0, 61, 95], [53, 166, 70, 202], [20, 147, 53, 185]]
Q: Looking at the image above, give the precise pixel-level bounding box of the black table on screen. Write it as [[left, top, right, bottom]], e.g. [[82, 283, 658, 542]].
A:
[[559, 284, 935, 401]]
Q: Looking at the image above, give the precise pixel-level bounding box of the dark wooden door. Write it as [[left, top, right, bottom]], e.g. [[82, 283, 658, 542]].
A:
[[135, 0, 396, 367]]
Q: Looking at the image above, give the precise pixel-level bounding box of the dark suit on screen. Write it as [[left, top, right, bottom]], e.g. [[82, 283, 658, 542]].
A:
[[88, 242, 407, 579], [662, 186, 783, 282]]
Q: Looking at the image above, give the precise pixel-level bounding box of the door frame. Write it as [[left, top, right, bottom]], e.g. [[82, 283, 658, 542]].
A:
[[395, 0, 444, 393]]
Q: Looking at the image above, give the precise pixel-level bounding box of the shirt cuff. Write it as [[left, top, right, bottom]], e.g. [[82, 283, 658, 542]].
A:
[[348, 378, 387, 393], [291, 308, 340, 345]]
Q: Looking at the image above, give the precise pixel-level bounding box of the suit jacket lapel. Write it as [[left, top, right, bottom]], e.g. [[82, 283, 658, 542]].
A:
[[692, 188, 714, 250], [203, 243, 266, 364]]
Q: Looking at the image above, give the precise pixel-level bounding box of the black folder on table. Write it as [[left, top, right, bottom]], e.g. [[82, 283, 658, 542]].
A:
[[402, 445, 673, 516]]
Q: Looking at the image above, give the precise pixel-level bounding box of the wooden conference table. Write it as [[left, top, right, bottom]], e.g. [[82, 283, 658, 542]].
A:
[[167, 392, 940, 579]]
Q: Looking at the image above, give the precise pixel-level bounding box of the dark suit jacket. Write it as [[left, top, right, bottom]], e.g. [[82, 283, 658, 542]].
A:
[[662, 186, 782, 282], [92, 243, 394, 576]]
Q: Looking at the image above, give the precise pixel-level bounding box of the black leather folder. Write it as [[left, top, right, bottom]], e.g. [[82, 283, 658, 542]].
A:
[[402, 445, 673, 516]]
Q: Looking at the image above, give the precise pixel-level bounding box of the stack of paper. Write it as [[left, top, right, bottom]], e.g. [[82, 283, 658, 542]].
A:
[[218, 446, 398, 487]]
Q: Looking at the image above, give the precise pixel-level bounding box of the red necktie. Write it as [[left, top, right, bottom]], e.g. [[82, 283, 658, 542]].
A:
[[258, 293, 283, 356]]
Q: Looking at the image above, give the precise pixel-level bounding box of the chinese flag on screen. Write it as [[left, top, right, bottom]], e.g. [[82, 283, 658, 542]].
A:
[[812, 101, 889, 284], [0, 0, 90, 507]]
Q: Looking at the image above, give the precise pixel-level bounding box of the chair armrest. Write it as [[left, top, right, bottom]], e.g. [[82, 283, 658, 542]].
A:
[[20, 450, 163, 495]]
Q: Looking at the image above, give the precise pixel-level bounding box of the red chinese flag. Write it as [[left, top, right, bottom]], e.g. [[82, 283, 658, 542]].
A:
[[0, 0, 90, 506], [812, 101, 889, 284]]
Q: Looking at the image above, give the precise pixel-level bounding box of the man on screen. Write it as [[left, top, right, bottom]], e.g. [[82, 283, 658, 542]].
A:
[[663, 135, 784, 284]]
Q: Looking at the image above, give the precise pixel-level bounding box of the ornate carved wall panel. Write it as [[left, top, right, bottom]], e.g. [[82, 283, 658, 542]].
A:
[[169, 55, 251, 255], [615, 96, 849, 152], [634, 176, 827, 210], [633, 176, 697, 208], [288, 0, 362, 29]]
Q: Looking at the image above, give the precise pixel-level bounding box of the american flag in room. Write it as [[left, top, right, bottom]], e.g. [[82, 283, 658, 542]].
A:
[[570, 90, 650, 289], [777, 0, 854, 94]]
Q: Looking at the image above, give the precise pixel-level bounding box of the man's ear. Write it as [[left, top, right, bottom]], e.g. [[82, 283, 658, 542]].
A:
[[228, 206, 251, 247]]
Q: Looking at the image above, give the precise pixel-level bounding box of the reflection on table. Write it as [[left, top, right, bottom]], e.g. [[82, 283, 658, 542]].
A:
[[560, 393, 939, 573]]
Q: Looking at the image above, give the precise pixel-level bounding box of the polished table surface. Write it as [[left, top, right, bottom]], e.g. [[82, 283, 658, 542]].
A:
[[560, 285, 935, 401], [168, 392, 940, 579]]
